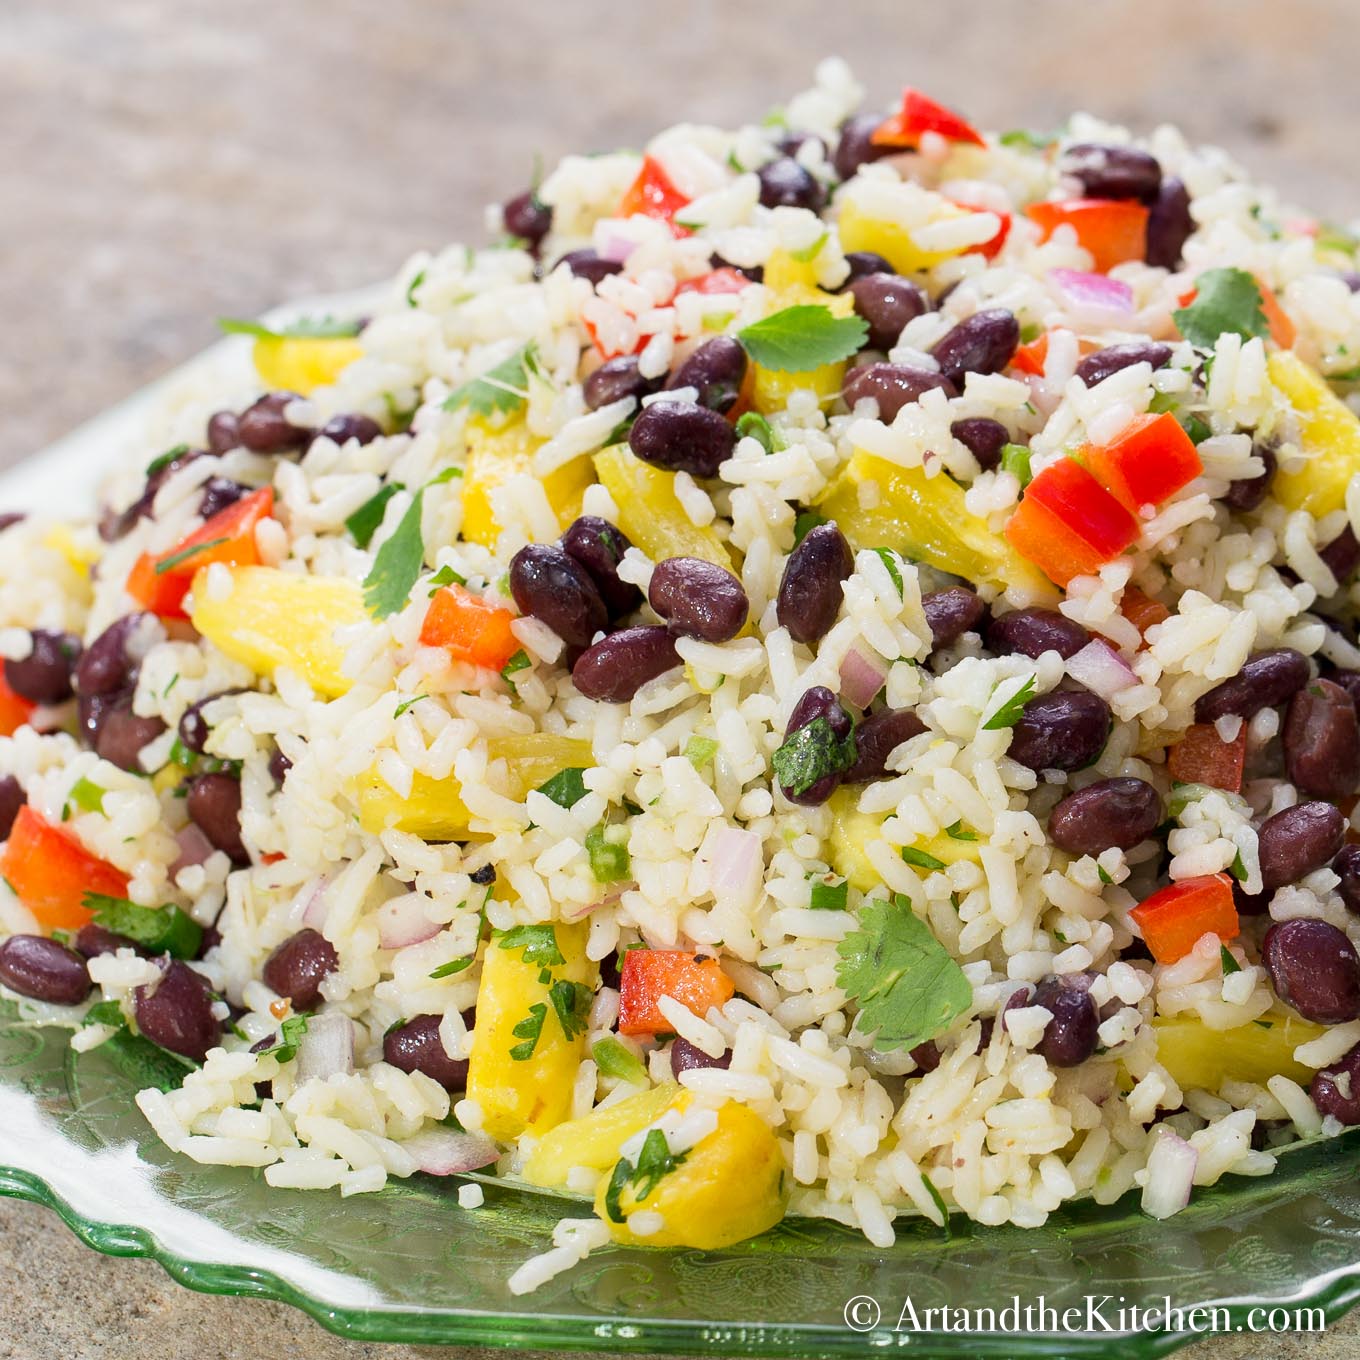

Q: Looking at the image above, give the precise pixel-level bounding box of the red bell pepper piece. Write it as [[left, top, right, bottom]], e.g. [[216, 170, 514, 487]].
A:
[[947, 199, 1011, 260], [419, 583, 520, 671], [677, 267, 750, 296], [0, 805, 130, 931], [1119, 585, 1170, 647], [1027, 198, 1149, 273], [617, 948, 735, 1036], [872, 90, 986, 149], [618, 156, 691, 237], [126, 486, 276, 620], [1010, 333, 1049, 376], [1082, 411, 1203, 513], [0, 673, 36, 737], [1129, 873, 1238, 964], [1167, 722, 1247, 794], [1005, 458, 1140, 585]]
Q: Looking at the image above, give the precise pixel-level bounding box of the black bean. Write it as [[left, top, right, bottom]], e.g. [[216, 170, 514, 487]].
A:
[[503, 189, 553, 247], [268, 747, 292, 786], [708, 252, 762, 284], [1321, 526, 1360, 585], [1195, 648, 1311, 723], [670, 1036, 731, 1076], [1285, 679, 1360, 800], [0, 513, 24, 534], [922, 587, 987, 650], [848, 273, 929, 351], [1048, 778, 1162, 855], [4, 629, 80, 705], [237, 392, 312, 454], [649, 557, 749, 643], [262, 929, 339, 1012], [206, 411, 243, 455], [1311, 1043, 1360, 1124], [1000, 983, 1037, 1036], [666, 337, 748, 414], [1060, 144, 1162, 202], [0, 774, 22, 841], [627, 400, 736, 478], [572, 626, 680, 703], [779, 686, 855, 806], [776, 522, 853, 644], [776, 130, 826, 160], [598, 950, 622, 991], [318, 413, 383, 447], [909, 1039, 941, 1074], [178, 688, 246, 755], [186, 772, 248, 865], [839, 251, 895, 288], [1145, 177, 1195, 269], [930, 309, 1020, 388], [73, 923, 140, 959], [1341, 271, 1360, 294], [1223, 444, 1277, 513], [469, 863, 496, 887], [841, 363, 956, 421], [0, 935, 90, 1005], [834, 112, 894, 181], [986, 608, 1090, 661], [1335, 845, 1360, 914], [844, 708, 927, 783], [77, 692, 122, 751], [100, 449, 203, 542], [133, 958, 221, 1061], [1258, 801, 1346, 891], [1008, 690, 1112, 773], [509, 544, 608, 648], [1233, 879, 1272, 917], [950, 417, 1010, 472], [75, 615, 147, 697], [584, 357, 658, 411], [756, 156, 826, 212], [384, 1012, 473, 1091], [561, 515, 642, 618], [94, 697, 166, 772], [1075, 342, 1174, 388], [554, 249, 622, 286], [1330, 669, 1360, 708], [197, 477, 248, 522], [1262, 918, 1360, 1025], [1033, 975, 1099, 1066]]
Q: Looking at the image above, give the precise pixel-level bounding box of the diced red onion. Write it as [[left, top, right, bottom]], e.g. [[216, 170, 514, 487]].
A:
[[1065, 638, 1138, 701], [171, 824, 215, 875], [1141, 1130, 1198, 1219], [707, 826, 763, 911], [564, 884, 633, 922], [1050, 267, 1134, 314], [402, 1129, 499, 1176], [378, 895, 441, 950], [301, 878, 331, 928], [839, 647, 888, 709], [599, 234, 636, 264], [296, 1012, 354, 1082]]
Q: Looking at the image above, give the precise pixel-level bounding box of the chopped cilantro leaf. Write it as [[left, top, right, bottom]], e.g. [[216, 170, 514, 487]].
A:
[[219, 315, 362, 340], [737, 305, 868, 373], [808, 876, 849, 911], [1173, 268, 1270, 350], [508, 1002, 547, 1061], [1000, 443, 1032, 487], [789, 231, 828, 264], [944, 821, 977, 842], [734, 411, 787, 453], [836, 894, 972, 1051], [1220, 944, 1242, 976], [684, 736, 719, 770], [872, 547, 904, 598], [792, 510, 827, 545], [84, 894, 203, 960], [426, 563, 467, 595], [362, 489, 425, 618], [145, 444, 190, 478], [548, 979, 593, 1041], [428, 957, 474, 979], [592, 1035, 648, 1086], [154, 537, 228, 576], [535, 767, 589, 809], [501, 650, 532, 692], [68, 776, 106, 815], [393, 694, 427, 719], [346, 483, 403, 548], [771, 713, 856, 797], [901, 846, 947, 872], [1097, 864, 1115, 885], [982, 674, 1037, 730], [261, 1014, 309, 1063], [604, 1127, 688, 1223], [82, 999, 127, 1030], [497, 924, 565, 967], [443, 344, 532, 418]]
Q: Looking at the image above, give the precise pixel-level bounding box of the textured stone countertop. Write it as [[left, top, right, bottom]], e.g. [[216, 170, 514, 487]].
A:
[[2, 1, 1359, 1356]]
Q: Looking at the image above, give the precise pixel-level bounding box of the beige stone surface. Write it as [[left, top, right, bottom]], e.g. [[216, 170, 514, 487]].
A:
[[2, 1, 1360, 1355]]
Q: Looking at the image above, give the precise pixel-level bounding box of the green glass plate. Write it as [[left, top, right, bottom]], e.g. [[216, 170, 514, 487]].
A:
[[2, 1008, 1360, 1357]]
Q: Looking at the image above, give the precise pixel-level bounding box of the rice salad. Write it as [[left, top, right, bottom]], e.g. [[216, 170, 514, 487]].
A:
[[4, 59, 1360, 1292]]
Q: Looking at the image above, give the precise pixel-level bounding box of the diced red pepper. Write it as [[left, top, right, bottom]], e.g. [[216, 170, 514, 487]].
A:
[[1027, 198, 1149, 273], [0, 805, 130, 931], [581, 313, 646, 362], [419, 584, 520, 671], [0, 673, 36, 737], [677, 267, 750, 296], [618, 156, 691, 237], [1082, 412, 1203, 513], [872, 89, 986, 149], [1120, 585, 1170, 646], [1168, 722, 1247, 794], [617, 948, 735, 1036], [1010, 333, 1049, 376], [126, 486, 276, 620], [1130, 873, 1238, 964], [947, 199, 1012, 260], [1005, 458, 1140, 585]]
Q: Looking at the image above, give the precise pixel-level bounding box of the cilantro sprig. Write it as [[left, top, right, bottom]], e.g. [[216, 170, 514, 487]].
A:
[[982, 674, 1037, 731], [603, 1128, 688, 1223], [1172, 268, 1270, 351], [83, 894, 203, 960], [836, 894, 973, 1051], [771, 713, 856, 797], [443, 344, 534, 418], [219, 315, 362, 341], [737, 305, 868, 373]]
